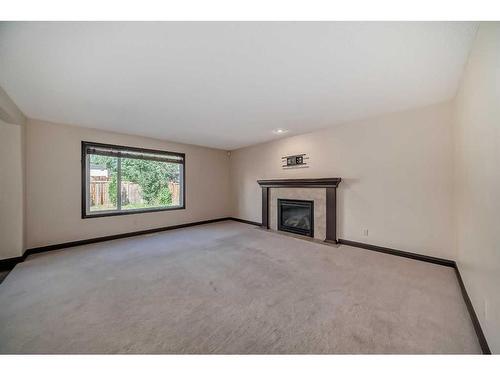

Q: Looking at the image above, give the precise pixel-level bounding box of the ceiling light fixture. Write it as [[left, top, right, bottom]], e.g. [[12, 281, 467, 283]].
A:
[[272, 128, 289, 135]]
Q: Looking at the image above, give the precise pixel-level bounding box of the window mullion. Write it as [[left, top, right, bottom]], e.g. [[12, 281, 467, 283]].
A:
[[86, 154, 91, 214], [117, 157, 122, 211]]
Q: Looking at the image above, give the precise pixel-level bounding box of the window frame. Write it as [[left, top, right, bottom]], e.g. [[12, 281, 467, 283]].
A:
[[81, 141, 186, 219]]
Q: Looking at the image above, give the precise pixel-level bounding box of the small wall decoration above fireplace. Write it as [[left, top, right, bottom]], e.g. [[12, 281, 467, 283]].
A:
[[281, 153, 309, 169]]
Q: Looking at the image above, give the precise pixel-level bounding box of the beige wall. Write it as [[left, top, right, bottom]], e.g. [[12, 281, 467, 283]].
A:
[[0, 119, 24, 259], [453, 23, 500, 353], [25, 119, 231, 248], [230, 102, 455, 259]]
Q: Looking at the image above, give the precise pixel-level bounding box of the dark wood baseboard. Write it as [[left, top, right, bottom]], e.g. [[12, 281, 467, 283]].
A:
[[229, 217, 262, 226], [2, 217, 260, 274], [25, 217, 231, 257], [0, 256, 25, 272], [0, 218, 233, 276], [0, 257, 23, 284], [454, 265, 491, 354], [338, 238, 490, 354], [337, 239, 455, 267]]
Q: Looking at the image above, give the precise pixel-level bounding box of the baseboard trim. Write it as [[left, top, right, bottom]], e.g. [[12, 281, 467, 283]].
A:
[[454, 265, 491, 354], [25, 217, 232, 257], [0, 256, 25, 272], [338, 238, 490, 354], [2, 217, 260, 273], [337, 239, 455, 268], [0, 218, 233, 275], [229, 217, 262, 226]]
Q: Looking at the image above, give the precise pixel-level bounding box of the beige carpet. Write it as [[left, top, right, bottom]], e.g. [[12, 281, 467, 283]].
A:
[[0, 221, 480, 354]]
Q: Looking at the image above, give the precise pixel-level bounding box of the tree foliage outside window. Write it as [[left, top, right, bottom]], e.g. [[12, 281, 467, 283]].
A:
[[90, 154, 181, 210]]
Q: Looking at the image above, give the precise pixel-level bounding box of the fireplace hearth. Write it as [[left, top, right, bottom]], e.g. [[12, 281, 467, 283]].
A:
[[278, 199, 314, 237]]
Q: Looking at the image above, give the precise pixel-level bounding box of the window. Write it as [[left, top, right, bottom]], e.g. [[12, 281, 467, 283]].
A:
[[82, 141, 185, 218]]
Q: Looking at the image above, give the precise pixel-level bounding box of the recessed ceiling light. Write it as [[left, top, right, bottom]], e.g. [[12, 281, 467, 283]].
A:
[[272, 128, 289, 135]]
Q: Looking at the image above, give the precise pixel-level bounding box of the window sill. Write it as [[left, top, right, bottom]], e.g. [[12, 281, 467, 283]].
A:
[[82, 205, 185, 219]]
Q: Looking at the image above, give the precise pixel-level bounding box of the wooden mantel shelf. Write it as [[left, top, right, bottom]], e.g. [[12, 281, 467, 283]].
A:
[[257, 178, 341, 188], [257, 177, 341, 243]]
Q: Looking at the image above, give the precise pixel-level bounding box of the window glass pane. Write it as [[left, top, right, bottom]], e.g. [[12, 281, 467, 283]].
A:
[[84, 142, 184, 217], [120, 158, 182, 210], [89, 154, 118, 212]]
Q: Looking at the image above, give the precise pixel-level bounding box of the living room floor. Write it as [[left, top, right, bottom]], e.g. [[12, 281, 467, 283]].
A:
[[0, 221, 480, 354]]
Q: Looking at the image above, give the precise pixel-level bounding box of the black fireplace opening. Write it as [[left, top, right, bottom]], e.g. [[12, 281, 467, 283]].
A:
[[278, 199, 314, 237]]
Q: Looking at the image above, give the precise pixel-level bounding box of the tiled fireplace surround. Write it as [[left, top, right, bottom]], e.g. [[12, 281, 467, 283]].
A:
[[257, 178, 341, 243]]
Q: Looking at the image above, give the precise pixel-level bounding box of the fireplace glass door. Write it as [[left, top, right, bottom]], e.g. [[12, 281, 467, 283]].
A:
[[277, 199, 314, 237]]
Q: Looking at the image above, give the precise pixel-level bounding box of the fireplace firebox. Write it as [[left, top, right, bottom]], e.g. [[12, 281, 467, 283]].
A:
[[278, 199, 314, 237]]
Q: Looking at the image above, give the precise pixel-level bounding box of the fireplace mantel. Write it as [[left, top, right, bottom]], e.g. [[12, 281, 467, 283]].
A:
[[257, 177, 341, 244], [257, 178, 341, 188]]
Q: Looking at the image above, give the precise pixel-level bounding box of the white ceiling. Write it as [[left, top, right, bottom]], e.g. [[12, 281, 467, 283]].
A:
[[0, 22, 477, 150]]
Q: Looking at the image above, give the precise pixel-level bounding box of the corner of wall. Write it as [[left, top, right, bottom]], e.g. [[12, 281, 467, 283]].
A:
[[0, 85, 27, 260], [0, 85, 27, 126]]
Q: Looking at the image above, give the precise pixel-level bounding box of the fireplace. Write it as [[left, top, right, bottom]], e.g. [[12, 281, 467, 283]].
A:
[[278, 199, 314, 237], [258, 178, 341, 243]]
